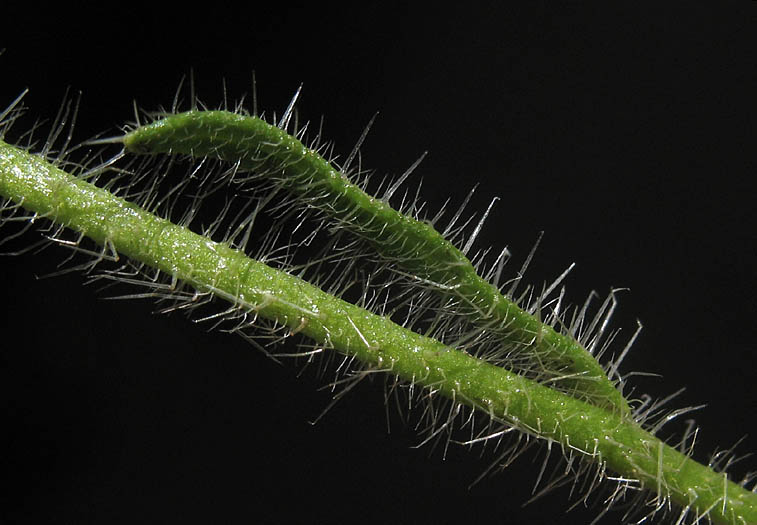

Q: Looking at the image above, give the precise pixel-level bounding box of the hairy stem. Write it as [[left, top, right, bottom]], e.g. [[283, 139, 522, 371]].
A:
[[1, 138, 755, 524]]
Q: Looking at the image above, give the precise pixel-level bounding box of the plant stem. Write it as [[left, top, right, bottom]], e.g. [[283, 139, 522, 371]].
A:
[[2, 139, 755, 524]]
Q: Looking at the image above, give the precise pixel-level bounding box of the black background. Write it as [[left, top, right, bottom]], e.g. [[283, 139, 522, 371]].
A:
[[1, 4, 756, 524]]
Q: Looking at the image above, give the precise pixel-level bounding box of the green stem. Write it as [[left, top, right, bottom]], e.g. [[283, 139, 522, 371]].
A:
[[123, 110, 629, 415], [1, 139, 755, 524]]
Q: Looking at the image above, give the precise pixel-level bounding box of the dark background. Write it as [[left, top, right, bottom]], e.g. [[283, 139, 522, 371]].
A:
[[1, 4, 755, 524]]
